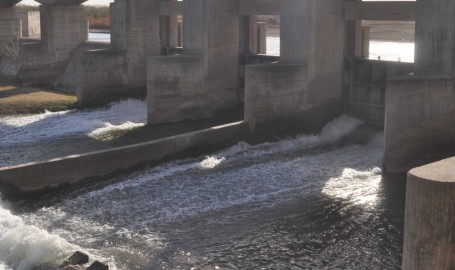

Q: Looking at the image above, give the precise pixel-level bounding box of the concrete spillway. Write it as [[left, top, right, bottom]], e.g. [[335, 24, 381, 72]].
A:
[[0, 116, 406, 269]]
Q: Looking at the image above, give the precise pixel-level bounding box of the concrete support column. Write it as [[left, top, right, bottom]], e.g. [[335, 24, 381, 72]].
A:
[[245, 0, 344, 132], [40, 4, 88, 62], [110, 0, 126, 51], [0, 7, 19, 54], [239, 15, 258, 55], [414, 0, 455, 76], [257, 22, 267, 54], [125, 0, 160, 88], [182, 0, 204, 55], [403, 158, 455, 270], [147, 0, 240, 124], [280, 0, 309, 63], [384, 76, 455, 173], [384, 0, 455, 173]]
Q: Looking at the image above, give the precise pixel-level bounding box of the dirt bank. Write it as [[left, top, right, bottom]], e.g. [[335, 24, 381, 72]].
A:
[[0, 82, 77, 115]]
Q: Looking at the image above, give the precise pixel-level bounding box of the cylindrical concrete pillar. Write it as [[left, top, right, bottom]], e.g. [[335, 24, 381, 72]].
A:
[[403, 157, 455, 270]]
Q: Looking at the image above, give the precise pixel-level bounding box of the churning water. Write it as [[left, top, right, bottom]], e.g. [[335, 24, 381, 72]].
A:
[[0, 99, 147, 167], [0, 115, 406, 269]]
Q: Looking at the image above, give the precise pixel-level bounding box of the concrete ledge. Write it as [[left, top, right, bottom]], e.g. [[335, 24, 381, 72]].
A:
[[0, 121, 247, 194], [403, 157, 455, 270], [384, 75, 455, 173]]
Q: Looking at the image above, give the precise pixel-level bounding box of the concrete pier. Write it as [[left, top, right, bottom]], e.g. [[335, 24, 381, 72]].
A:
[[402, 157, 455, 270], [245, 0, 344, 132], [384, 76, 455, 173], [0, 5, 19, 55], [147, 0, 240, 124], [384, 0, 455, 173], [38, 3, 88, 62]]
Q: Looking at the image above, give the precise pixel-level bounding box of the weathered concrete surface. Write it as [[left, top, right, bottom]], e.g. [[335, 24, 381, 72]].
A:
[[110, 0, 126, 51], [72, 0, 159, 105], [76, 49, 128, 104], [403, 157, 455, 270], [147, 0, 240, 124], [245, 0, 344, 130], [0, 0, 21, 7], [0, 7, 19, 54], [54, 42, 116, 94], [414, 0, 455, 76], [17, 11, 40, 38], [40, 5, 88, 62], [384, 76, 455, 174], [245, 63, 308, 130], [0, 122, 247, 194], [124, 0, 160, 88]]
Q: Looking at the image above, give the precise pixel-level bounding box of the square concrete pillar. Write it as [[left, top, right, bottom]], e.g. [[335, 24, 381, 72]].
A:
[[0, 7, 19, 50], [281, 0, 344, 104], [110, 0, 126, 51], [414, 0, 455, 76], [124, 0, 160, 88], [40, 5, 88, 62], [244, 0, 344, 131], [384, 76, 455, 173], [147, 0, 240, 124]]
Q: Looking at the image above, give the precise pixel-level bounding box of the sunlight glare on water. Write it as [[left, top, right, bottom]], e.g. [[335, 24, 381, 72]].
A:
[[0, 115, 405, 269]]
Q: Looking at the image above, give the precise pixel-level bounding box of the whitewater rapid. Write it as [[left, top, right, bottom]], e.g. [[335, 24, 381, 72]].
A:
[[0, 99, 147, 167], [0, 115, 405, 269]]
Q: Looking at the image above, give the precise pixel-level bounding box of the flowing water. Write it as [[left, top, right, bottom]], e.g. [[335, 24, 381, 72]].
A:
[[0, 99, 147, 167], [0, 115, 406, 269]]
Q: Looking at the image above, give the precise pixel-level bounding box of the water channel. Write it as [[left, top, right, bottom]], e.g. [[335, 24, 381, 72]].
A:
[[0, 113, 406, 270], [0, 34, 410, 270]]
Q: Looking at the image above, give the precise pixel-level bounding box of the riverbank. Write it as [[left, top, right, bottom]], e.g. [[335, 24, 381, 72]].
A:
[[0, 81, 77, 115]]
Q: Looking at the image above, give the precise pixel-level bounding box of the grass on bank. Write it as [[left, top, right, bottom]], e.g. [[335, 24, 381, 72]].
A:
[[0, 83, 77, 115]]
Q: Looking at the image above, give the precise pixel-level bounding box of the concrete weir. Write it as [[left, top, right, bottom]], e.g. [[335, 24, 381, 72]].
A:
[[0, 122, 247, 194]]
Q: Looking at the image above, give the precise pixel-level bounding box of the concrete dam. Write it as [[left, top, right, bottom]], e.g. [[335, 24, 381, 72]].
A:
[[1, 0, 455, 269]]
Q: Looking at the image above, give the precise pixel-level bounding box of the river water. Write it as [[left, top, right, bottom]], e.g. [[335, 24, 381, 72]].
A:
[[0, 99, 147, 167], [0, 114, 406, 270]]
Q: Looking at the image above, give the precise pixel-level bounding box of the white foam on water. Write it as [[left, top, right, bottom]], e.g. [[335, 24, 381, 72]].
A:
[[0, 99, 147, 146], [0, 202, 78, 270], [88, 121, 145, 141], [2, 115, 384, 269], [322, 133, 384, 207]]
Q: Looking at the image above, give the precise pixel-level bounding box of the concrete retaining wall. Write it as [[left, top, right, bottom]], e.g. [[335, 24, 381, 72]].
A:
[[384, 75, 455, 174], [0, 121, 247, 194]]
